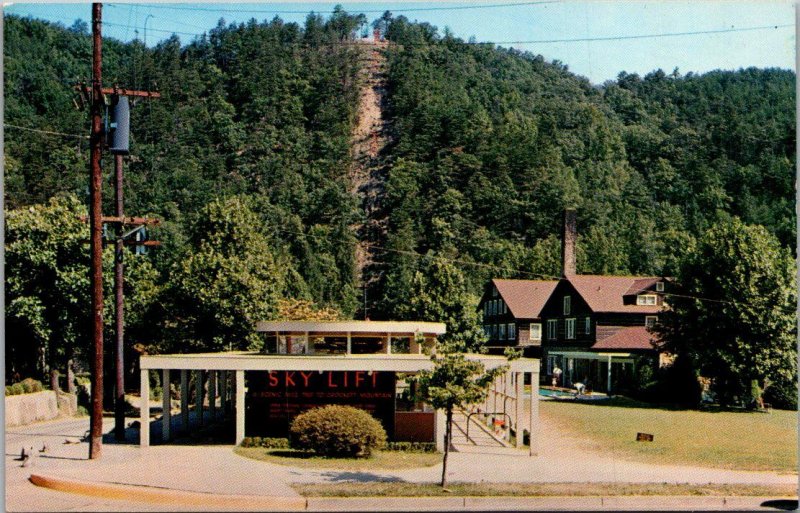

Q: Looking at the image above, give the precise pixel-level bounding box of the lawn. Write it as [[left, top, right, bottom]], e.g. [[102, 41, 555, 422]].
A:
[[292, 482, 796, 497], [540, 397, 797, 472], [234, 447, 441, 470]]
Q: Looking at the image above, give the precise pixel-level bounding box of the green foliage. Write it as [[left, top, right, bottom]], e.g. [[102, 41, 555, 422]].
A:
[[384, 441, 438, 453], [167, 196, 285, 352], [655, 218, 796, 408], [20, 378, 44, 394], [240, 436, 291, 449], [289, 405, 388, 457], [8, 383, 25, 396]]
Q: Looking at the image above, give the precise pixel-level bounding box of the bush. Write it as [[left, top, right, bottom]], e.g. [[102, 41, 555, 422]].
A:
[[289, 405, 387, 458], [9, 383, 25, 396], [240, 437, 290, 449], [20, 378, 44, 393], [764, 376, 798, 410], [385, 441, 437, 453]]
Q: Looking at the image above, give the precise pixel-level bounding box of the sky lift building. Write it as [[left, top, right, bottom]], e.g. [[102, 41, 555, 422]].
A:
[[138, 320, 540, 455]]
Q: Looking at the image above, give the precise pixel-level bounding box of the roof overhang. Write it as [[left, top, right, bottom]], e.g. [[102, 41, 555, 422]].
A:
[[140, 352, 538, 373], [255, 320, 447, 335]]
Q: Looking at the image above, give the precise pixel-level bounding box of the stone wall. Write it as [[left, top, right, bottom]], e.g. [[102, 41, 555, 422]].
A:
[[5, 390, 77, 427]]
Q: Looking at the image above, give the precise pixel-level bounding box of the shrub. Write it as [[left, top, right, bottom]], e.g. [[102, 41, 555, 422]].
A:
[[9, 383, 24, 396], [385, 441, 437, 453], [21, 378, 43, 393], [764, 376, 798, 410], [289, 405, 387, 457], [240, 437, 290, 449]]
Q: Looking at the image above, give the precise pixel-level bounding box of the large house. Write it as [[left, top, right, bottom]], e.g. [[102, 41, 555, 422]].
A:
[[478, 209, 669, 394]]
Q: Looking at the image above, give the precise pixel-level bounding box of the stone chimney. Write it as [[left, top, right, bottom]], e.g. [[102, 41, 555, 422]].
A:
[[561, 208, 577, 277]]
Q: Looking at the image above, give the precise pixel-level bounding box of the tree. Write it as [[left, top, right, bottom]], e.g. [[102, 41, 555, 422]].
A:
[[656, 217, 796, 408], [411, 351, 507, 488], [168, 197, 285, 352]]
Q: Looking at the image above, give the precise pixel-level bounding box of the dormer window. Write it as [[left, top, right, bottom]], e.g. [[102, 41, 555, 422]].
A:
[[637, 294, 657, 306], [656, 281, 664, 292], [563, 295, 571, 315], [492, 286, 499, 298]]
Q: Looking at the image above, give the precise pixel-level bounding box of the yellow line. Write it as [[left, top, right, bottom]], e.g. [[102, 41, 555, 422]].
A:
[[29, 474, 306, 510]]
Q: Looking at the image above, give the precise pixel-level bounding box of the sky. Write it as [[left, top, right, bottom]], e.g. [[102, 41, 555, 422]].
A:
[[4, 1, 796, 84]]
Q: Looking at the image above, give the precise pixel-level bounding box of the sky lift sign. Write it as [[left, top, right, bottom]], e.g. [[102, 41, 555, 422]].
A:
[[245, 371, 396, 438]]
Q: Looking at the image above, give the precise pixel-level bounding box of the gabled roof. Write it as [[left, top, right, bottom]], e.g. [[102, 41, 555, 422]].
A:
[[624, 277, 660, 296], [491, 279, 558, 319], [567, 275, 663, 314], [591, 326, 657, 351]]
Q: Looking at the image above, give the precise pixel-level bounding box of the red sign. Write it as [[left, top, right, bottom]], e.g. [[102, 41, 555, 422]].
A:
[[245, 371, 396, 438]]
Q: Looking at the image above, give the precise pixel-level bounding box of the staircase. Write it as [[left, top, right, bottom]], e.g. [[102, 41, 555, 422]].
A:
[[450, 410, 523, 455]]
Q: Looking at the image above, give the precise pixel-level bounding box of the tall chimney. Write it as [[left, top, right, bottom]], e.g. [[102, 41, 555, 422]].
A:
[[561, 208, 577, 277]]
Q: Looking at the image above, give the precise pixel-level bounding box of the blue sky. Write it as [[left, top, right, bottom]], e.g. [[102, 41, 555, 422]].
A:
[[5, 1, 795, 84]]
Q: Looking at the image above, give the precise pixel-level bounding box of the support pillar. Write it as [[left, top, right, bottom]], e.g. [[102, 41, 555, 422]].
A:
[[514, 371, 522, 448], [220, 371, 227, 416], [180, 370, 189, 432], [140, 368, 150, 447], [346, 332, 352, 355], [528, 370, 539, 457], [209, 371, 217, 420], [161, 369, 170, 443], [385, 333, 391, 354], [607, 355, 612, 394], [195, 370, 204, 426], [434, 408, 446, 452], [235, 370, 245, 446]]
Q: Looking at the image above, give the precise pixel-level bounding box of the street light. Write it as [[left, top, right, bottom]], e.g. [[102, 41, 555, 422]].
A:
[[144, 14, 154, 47]]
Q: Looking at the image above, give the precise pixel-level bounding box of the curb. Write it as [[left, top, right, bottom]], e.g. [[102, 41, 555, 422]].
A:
[[29, 474, 307, 510]]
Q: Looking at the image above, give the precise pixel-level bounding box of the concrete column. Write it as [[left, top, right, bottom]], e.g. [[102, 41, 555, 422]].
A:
[[162, 369, 171, 443], [220, 371, 227, 416], [515, 371, 522, 448], [235, 370, 245, 446], [181, 370, 189, 432], [195, 370, 204, 426], [346, 332, 352, 355], [140, 368, 150, 447], [434, 408, 446, 452], [385, 334, 391, 354], [209, 371, 217, 420], [607, 355, 612, 394], [528, 370, 539, 457]]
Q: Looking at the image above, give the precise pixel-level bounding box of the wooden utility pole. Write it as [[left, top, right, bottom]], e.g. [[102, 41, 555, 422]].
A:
[[114, 154, 125, 441], [89, 1, 104, 460]]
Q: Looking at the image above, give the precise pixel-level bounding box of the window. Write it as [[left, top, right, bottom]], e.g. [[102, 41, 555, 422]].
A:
[[645, 316, 657, 328], [484, 301, 490, 317], [563, 295, 571, 315], [637, 294, 657, 305], [499, 323, 507, 340], [531, 323, 542, 341], [490, 300, 496, 316], [483, 325, 491, 337], [584, 317, 591, 334], [656, 281, 664, 292], [547, 319, 558, 340], [502, 301, 507, 314], [492, 286, 499, 297], [491, 324, 498, 340], [565, 318, 576, 339], [507, 323, 516, 341]]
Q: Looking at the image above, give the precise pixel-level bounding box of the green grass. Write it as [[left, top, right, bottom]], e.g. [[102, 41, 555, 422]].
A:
[[292, 482, 797, 497], [541, 397, 797, 472], [234, 447, 441, 470]]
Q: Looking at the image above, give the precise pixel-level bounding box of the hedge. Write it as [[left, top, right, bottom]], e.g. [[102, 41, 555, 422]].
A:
[[239, 437, 291, 449], [6, 378, 44, 396]]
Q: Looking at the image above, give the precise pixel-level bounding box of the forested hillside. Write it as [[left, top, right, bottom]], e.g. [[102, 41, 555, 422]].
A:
[[374, 16, 795, 318], [4, 11, 795, 380]]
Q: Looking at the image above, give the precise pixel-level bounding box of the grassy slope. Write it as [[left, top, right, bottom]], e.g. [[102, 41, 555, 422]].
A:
[[540, 397, 797, 473]]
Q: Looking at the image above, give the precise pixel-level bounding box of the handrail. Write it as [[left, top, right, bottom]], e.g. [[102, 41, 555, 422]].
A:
[[465, 411, 512, 441]]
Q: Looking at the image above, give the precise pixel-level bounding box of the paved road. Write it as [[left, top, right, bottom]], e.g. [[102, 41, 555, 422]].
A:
[[6, 412, 796, 511]]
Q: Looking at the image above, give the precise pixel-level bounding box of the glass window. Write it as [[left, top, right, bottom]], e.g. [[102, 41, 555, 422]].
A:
[[531, 323, 542, 340], [584, 317, 591, 334], [656, 281, 664, 292], [499, 323, 507, 340], [563, 295, 571, 315], [637, 295, 657, 305], [502, 301, 507, 314], [645, 316, 657, 328], [565, 318, 576, 340], [508, 323, 516, 341], [547, 319, 558, 340]]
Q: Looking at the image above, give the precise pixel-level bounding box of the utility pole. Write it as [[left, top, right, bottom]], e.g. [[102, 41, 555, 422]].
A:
[[89, 1, 104, 460], [83, 2, 161, 456], [113, 154, 125, 441]]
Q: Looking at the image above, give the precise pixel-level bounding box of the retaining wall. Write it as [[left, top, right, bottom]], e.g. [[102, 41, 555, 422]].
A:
[[6, 390, 77, 426]]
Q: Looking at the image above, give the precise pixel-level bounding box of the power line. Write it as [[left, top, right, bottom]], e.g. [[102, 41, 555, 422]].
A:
[[113, 1, 559, 16], [5, 124, 89, 139]]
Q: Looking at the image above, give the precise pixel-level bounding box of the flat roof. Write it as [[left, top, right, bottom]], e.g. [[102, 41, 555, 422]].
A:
[[140, 352, 537, 373], [256, 320, 447, 335]]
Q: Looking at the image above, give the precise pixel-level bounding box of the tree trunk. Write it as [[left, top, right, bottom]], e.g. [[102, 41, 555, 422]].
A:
[[66, 345, 76, 394], [49, 341, 60, 392], [440, 407, 452, 488]]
